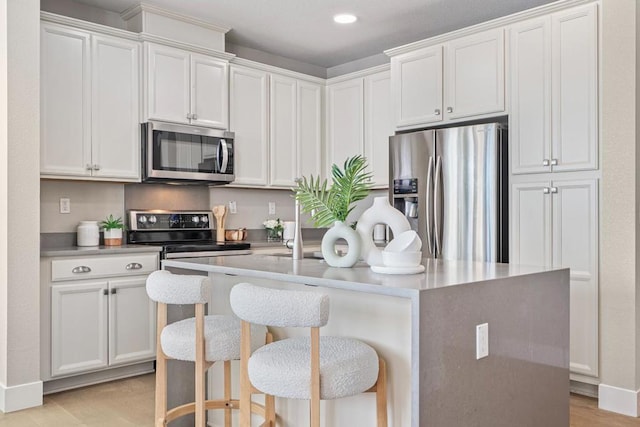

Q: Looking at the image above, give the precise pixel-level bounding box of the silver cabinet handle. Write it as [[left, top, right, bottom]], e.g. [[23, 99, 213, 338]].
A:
[[103, 289, 108, 296], [125, 263, 142, 270], [550, 159, 558, 166], [446, 107, 453, 113], [192, 114, 198, 120], [86, 164, 93, 171], [434, 109, 441, 116], [550, 187, 558, 193], [93, 164, 100, 171], [110, 288, 117, 294], [543, 159, 550, 166], [72, 266, 91, 273], [543, 187, 550, 194], [186, 113, 192, 119]]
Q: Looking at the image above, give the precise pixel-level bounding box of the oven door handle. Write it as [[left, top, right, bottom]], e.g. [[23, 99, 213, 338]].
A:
[[217, 139, 229, 173]]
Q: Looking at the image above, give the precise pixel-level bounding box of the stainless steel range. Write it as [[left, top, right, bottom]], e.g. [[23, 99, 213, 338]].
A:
[[127, 210, 251, 258]]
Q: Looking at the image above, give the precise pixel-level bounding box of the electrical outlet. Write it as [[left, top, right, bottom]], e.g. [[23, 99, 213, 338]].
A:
[[59, 198, 71, 214], [229, 201, 237, 214], [268, 202, 276, 215], [476, 323, 489, 360]]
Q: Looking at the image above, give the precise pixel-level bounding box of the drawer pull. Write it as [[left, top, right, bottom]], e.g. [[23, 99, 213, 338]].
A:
[[72, 266, 91, 274], [103, 289, 108, 296], [111, 288, 117, 295], [126, 263, 143, 270]]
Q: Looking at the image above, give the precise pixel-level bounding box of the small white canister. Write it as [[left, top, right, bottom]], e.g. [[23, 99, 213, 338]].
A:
[[77, 221, 100, 247]]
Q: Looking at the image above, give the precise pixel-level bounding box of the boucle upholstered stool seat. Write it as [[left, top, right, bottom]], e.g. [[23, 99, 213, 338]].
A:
[[230, 282, 388, 427], [146, 271, 268, 427]]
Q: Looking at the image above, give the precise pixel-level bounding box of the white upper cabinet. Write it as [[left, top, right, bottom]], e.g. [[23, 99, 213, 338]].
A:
[[445, 28, 505, 120], [145, 43, 228, 129], [391, 46, 443, 127], [327, 70, 392, 188], [389, 28, 504, 129], [229, 65, 269, 186], [269, 75, 323, 188], [364, 70, 394, 187], [326, 78, 364, 177], [91, 34, 140, 180], [270, 75, 297, 187], [510, 3, 598, 174], [41, 23, 140, 181]]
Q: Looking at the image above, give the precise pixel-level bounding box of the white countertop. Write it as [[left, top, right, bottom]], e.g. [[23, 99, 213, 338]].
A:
[[41, 244, 163, 257], [162, 254, 561, 298]]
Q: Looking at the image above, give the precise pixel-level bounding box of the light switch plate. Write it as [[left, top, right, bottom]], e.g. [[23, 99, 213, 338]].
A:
[[229, 201, 237, 214], [268, 202, 276, 215], [476, 323, 489, 360], [59, 198, 71, 214]]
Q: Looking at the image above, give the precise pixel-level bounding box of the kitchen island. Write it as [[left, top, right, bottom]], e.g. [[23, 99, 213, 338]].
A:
[[163, 254, 570, 427]]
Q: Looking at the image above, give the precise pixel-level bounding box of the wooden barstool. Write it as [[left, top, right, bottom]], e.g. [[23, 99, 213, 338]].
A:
[[230, 282, 388, 427], [146, 271, 269, 427]]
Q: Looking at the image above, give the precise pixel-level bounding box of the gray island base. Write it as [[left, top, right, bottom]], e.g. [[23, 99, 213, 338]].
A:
[[163, 254, 569, 427]]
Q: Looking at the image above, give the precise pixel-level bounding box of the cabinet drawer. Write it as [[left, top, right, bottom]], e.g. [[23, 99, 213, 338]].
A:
[[51, 253, 159, 282]]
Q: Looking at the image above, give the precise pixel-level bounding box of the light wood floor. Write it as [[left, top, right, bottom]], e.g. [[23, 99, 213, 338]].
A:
[[0, 374, 639, 426]]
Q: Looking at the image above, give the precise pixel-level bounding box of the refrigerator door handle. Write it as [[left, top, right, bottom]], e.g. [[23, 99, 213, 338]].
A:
[[425, 156, 435, 254], [434, 156, 443, 256]]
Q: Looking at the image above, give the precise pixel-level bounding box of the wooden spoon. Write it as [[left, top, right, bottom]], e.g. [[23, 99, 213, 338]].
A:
[[212, 205, 227, 242]]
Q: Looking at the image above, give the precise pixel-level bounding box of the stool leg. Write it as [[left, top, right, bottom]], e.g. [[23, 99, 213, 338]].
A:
[[195, 304, 206, 427], [239, 321, 252, 427], [376, 357, 388, 427], [155, 303, 168, 427], [310, 327, 320, 427], [224, 360, 232, 427], [265, 393, 275, 426]]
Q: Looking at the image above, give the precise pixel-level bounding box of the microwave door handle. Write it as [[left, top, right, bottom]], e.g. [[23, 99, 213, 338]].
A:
[[217, 139, 229, 173]]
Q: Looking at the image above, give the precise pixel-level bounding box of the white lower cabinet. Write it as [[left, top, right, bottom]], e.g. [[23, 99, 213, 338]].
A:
[[43, 253, 158, 381], [511, 178, 598, 378]]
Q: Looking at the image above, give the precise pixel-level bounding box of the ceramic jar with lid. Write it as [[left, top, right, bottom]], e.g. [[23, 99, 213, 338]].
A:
[[77, 221, 100, 247]]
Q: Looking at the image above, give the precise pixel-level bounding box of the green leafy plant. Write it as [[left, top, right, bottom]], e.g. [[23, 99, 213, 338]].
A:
[[293, 155, 372, 228], [100, 214, 124, 231]]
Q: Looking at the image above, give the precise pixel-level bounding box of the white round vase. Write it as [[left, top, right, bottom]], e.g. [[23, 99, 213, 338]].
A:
[[321, 221, 361, 268], [356, 197, 411, 267]]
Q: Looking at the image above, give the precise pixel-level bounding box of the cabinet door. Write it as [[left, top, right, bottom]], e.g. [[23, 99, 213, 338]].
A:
[[551, 179, 598, 377], [510, 18, 552, 175], [40, 24, 92, 177], [191, 54, 228, 129], [146, 43, 190, 124], [229, 66, 269, 186], [297, 81, 323, 180], [551, 4, 598, 172], [511, 182, 552, 268], [445, 28, 505, 120], [269, 74, 297, 187], [108, 277, 156, 366], [326, 78, 364, 177], [91, 35, 140, 180], [391, 45, 443, 128], [364, 70, 393, 188], [51, 281, 108, 377]]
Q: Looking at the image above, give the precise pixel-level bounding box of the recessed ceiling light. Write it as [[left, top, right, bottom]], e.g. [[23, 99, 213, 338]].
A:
[[334, 14, 357, 24]]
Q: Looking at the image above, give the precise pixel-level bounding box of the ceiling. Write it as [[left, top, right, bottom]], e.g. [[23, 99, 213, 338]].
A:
[[71, 0, 556, 68]]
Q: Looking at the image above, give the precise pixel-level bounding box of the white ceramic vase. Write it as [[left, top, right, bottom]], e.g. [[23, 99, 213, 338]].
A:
[[321, 221, 361, 268], [356, 196, 411, 266], [77, 221, 100, 247]]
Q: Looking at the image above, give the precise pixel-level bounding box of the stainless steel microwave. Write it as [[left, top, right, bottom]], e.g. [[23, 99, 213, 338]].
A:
[[141, 121, 234, 184]]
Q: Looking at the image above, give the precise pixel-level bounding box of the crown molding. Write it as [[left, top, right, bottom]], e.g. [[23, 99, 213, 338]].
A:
[[385, 0, 597, 57], [139, 33, 236, 61], [230, 57, 326, 84], [120, 2, 231, 34], [40, 11, 139, 41], [326, 63, 390, 85]]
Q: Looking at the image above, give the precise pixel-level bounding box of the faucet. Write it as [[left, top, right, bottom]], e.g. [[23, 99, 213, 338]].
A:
[[292, 188, 304, 260]]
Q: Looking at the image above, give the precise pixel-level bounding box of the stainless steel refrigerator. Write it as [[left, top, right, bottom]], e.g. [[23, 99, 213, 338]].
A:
[[388, 122, 508, 262]]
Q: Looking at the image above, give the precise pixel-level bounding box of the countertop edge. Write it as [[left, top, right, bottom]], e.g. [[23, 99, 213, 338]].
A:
[[41, 245, 163, 257]]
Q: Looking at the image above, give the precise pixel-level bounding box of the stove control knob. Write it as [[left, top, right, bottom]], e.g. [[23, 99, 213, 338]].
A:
[[201, 216, 209, 224], [192, 216, 200, 224], [138, 215, 147, 224], [148, 215, 157, 224]]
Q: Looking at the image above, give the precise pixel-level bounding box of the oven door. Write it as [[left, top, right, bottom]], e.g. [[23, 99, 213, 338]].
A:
[[143, 121, 234, 183]]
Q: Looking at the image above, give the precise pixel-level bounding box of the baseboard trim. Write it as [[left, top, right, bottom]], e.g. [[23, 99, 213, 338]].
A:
[[571, 380, 598, 398], [43, 361, 154, 395], [598, 383, 640, 417], [0, 380, 43, 413]]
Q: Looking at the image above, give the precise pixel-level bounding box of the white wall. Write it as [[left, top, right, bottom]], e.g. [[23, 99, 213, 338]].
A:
[[599, 0, 640, 400], [40, 0, 126, 29], [0, 0, 42, 412]]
